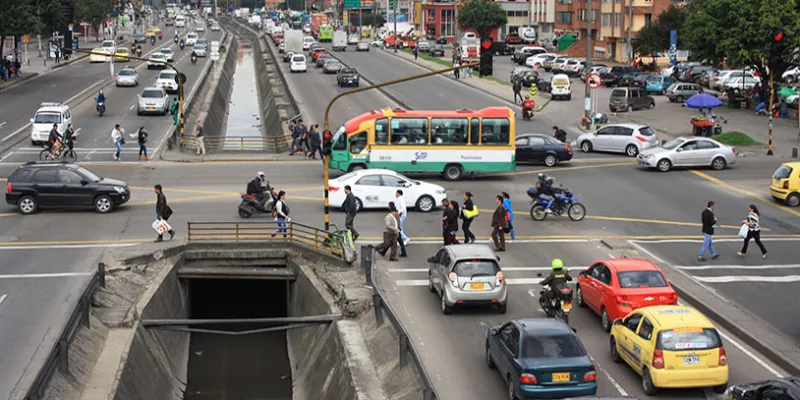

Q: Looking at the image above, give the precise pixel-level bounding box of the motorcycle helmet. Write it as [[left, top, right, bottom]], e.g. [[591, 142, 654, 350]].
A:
[[257, 171, 266, 181], [537, 173, 546, 181], [546, 177, 555, 185], [551, 258, 564, 270]]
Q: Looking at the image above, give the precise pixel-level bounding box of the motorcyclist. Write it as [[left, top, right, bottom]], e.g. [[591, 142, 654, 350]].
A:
[[540, 258, 572, 305], [174, 33, 179, 43], [131, 42, 136, 53], [522, 96, 536, 116], [191, 49, 197, 64], [136, 44, 143, 56], [95, 90, 107, 103], [535, 173, 556, 214], [246, 171, 271, 210], [179, 38, 185, 49]]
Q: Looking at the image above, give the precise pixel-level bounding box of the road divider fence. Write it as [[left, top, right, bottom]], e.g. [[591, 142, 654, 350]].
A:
[[187, 221, 343, 258]]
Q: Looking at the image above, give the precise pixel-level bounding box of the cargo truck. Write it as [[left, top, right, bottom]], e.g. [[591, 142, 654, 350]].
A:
[[311, 13, 328, 36], [284, 29, 304, 54], [333, 30, 347, 51]]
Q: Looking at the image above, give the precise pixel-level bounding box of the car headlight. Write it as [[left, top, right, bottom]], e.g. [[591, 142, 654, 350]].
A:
[[114, 186, 127, 194], [437, 189, 446, 194], [642, 154, 654, 159]]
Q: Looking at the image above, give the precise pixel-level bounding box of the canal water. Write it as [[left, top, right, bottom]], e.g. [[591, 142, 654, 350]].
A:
[[224, 41, 263, 150]]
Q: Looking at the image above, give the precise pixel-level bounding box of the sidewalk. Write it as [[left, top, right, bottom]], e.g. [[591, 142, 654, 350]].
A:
[[160, 146, 323, 163]]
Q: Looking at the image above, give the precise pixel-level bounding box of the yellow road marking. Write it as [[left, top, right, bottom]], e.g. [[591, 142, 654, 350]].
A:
[[0, 178, 6, 181], [128, 194, 233, 206], [486, 162, 634, 177], [0, 213, 17, 217], [690, 170, 800, 218]]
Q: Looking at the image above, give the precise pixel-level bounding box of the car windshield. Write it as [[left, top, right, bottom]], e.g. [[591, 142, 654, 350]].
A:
[[611, 89, 626, 97], [34, 113, 61, 124], [617, 271, 667, 288], [142, 90, 163, 98], [522, 334, 586, 359], [151, 54, 165, 59], [646, 76, 661, 82], [188, 34, 197, 39], [102, 41, 114, 47], [159, 72, 176, 79], [292, 56, 305, 62], [453, 260, 500, 277], [341, 68, 356, 74], [160, 49, 172, 54], [657, 328, 721, 351], [662, 138, 686, 150], [119, 69, 136, 76], [598, 67, 611, 73], [197, 40, 208, 46], [553, 78, 569, 86], [134, 34, 145, 39], [76, 167, 102, 182], [773, 165, 793, 179]]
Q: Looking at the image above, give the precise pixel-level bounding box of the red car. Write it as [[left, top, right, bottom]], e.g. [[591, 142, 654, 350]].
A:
[[576, 258, 677, 332], [311, 48, 327, 61], [505, 34, 523, 44]]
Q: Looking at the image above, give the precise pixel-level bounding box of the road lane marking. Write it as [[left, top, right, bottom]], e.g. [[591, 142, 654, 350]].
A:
[[388, 267, 582, 273], [0, 151, 14, 162], [0, 240, 148, 248], [85, 149, 97, 160], [630, 237, 800, 243], [0, 122, 6, 129], [586, 354, 629, 397], [0, 294, 6, 307], [0, 272, 94, 279], [693, 275, 800, 283], [129, 104, 135, 110], [128, 193, 232, 205], [485, 161, 634, 177], [690, 170, 800, 218], [484, 211, 754, 232], [677, 264, 800, 270]]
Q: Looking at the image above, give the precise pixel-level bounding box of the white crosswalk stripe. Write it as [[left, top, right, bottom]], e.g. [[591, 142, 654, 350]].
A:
[[396, 278, 545, 287]]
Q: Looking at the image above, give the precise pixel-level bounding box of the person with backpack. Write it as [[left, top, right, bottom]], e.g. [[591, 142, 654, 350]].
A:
[[271, 190, 290, 238], [137, 127, 149, 161]]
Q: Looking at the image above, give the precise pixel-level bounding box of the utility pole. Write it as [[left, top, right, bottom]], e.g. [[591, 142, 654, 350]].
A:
[[393, 0, 398, 52], [584, 0, 592, 121], [454, 1, 459, 43], [627, 0, 633, 63]]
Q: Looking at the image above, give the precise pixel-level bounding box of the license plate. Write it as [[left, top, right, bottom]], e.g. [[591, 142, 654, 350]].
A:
[[637, 159, 641, 164], [561, 301, 572, 311], [683, 356, 700, 365], [469, 282, 485, 290], [147, 106, 155, 110], [552, 372, 570, 382]]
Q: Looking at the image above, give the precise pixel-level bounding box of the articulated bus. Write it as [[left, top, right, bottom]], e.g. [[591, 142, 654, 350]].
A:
[[328, 107, 516, 180]]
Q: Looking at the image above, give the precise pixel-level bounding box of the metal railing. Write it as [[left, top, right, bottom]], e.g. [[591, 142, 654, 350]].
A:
[[202, 135, 292, 152], [362, 246, 439, 400], [26, 263, 107, 400], [187, 221, 344, 258]]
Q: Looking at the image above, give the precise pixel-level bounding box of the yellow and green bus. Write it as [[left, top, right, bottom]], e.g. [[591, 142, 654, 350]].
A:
[[318, 25, 334, 42], [328, 107, 516, 181]]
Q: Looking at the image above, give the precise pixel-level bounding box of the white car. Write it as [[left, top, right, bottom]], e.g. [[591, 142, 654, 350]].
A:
[[211, 23, 220, 31], [147, 53, 168, 69], [89, 47, 109, 63], [101, 40, 116, 56], [725, 76, 760, 91], [156, 69, 179, 93], [526, 53, 555, 68], [196, 24, 206, 32], [328, 169, 446, 212], [186, 33, 198, 46], [371, 39, 383, 47], [290, 54, 307, 72], [159, 48, 174, 62], [347, 35, 359, 45], [137, 87, 170, 115], [29, 102, 72, 145], [576, 123, 659, 157], [711, 70, 755, 90], [637, 137, 737, 172], [115, 67, 139, 87], [302, 36, 315, 50]]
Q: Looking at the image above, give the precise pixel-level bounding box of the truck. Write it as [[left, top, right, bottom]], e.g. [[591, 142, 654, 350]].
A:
[[310, 13, 328, 36], [284, 29, 304, 54], [248, 14, 262, 28], [333, 31, 347, 51], [318, 25, 334, 42], [461, 34, 480, 63]]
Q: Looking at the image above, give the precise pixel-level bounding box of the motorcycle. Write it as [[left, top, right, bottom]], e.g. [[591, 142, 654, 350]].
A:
[[238, 185, 277, 218], [522, 107, 534, 121], [538, 283, 573, 325], [96, 101, 106, 117], [179, 41, 185, 50], [174, 36, 179, 44], [191, 53, 197, 65], [150, 36, 156, 46], [136, 47, 142, 57], [526, 186, 586, 221], [158, 34, 163, 40]]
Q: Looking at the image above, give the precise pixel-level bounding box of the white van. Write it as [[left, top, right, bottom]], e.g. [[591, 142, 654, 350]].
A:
[[175, 15, 186, 27], [551, 74, 571, 100], [30, 102, 72, 145]]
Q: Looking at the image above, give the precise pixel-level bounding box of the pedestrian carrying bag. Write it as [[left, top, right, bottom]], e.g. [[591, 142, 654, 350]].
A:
[[738, 224, 749, 238], [152, 219, 172, 235]]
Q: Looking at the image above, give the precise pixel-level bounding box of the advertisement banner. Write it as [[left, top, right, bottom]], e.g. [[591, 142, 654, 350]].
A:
[[669, 30, 677, 66]]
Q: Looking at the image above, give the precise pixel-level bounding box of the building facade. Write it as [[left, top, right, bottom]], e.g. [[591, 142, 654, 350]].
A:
[[419, 0, 553, 42]]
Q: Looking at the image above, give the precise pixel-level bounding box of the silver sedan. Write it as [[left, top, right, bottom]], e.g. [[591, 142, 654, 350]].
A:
[[637, 136, 737, 172], [137, 87, 170, 116], [115, 68, 139, 87]]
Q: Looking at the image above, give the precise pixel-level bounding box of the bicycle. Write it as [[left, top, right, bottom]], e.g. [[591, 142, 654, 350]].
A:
[[39, 142, 77, 162]]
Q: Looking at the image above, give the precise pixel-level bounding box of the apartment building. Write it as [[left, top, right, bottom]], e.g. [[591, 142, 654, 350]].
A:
[[418, 0, 555, 42]]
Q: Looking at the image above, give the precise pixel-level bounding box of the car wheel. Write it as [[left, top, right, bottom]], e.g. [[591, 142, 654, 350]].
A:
[[496, 302, 507, 314], [657, 159, 672, 172], [440, 293, 452, 315], [486, 344, 496, 369], [786, 193, 800, 207], [354, 197, 363, 212], [625, 144, 639, 157], [443, 164, 464, 181], [348, 164, 365, 172], [711, 156, 727, 170], [416, 195, 435, 213], [576, 285, 586, 307], [580, 141, 593, 153], [626, 104, 633, 112], [602, 307, 612, 332], [609, 336, 621, 363], [713, 383, 728, 394], [676, 95, 684, 103], [566, 94, 571, 100], [544, 154, 557, 167], [649, 101, 656, 109], [642, 367, 658, 395], [18, 195, 38, 215], [94, 195, 115, 213]]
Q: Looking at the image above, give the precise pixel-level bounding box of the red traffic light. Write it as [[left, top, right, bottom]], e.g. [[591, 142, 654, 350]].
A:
[[481, 39, 493, 50], [774, 31, 785, 41], [324, 131, 332, 139]]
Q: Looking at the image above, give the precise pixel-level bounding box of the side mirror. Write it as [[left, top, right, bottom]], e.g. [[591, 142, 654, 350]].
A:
[[427, 256, 435, 263], [675, 147, 683, 152], [614, 319, 623, 326], [403, 182, 412, 188], [30, 118, 34, 123], [80, 180, 89, 186], [487, 327, 498, 336], [579, 270, 587, 276]]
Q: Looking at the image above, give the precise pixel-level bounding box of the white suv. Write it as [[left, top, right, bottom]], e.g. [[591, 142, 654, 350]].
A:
[[186, 33, 198, 46], [30, 102, 72, 145], [156, 70, 179, 93], [290, 54, 307, 73]]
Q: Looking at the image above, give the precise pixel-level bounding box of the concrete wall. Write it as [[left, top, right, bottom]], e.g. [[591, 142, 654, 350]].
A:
[[111, 263, 190, 400], [222, 17, 295, 152]]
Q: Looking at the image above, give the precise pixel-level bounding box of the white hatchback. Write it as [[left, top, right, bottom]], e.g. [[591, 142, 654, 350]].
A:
[[290, 54, 307, 72], [328, 169, 446, 213], [186, 33, 198, 46], [576, 123, 659, 157]]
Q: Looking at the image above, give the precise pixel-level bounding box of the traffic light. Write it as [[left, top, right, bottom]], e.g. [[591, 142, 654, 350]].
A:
[[769, 30, 787, 70], [323, 130, 333, 156], [479, 37, 493, 77]]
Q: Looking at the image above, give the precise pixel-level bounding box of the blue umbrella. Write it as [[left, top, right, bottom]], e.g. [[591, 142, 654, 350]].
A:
[[685, 93, 724, 109]]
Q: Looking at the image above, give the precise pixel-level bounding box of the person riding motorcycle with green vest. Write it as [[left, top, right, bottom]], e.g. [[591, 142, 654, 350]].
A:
[[540, 258, 572, 303]]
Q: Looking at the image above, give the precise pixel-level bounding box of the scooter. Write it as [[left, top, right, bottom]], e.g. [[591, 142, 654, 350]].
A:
[[191, 52, 197, 65], [522, 107, 534, 121], [150, 36, 156, 46], [179, 41, 185, 50], [238, 185, 277, 218], [538, 283, 573, 326], [96, 101, 106, 117], [174, 36, 179, 44]]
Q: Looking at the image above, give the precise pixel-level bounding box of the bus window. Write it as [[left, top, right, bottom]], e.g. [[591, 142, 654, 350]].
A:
[[431, 118, 468, 145], [470, 118, 480, 145], [481, 118, 510, 145], [391, 118, 428, 145], [375, 118, 389, 145], [349, 131, 367, 154]]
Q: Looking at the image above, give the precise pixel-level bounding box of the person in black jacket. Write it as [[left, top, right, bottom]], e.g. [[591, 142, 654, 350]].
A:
[[698, 201, 719, 261], [442, 199, 459, 245], [343, 185, 359, 240], [461, 192, 476, 243], [553, 126, 567, 142], [154, 184, 175, 242]]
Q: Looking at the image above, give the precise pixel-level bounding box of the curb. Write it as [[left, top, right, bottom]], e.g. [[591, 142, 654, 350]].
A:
[[159, 153, 320, 162], [0, 73, 40, 93]]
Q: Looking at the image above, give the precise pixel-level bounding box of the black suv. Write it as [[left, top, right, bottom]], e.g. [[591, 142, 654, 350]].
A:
[[607, 66, 638, 86], [5, 162, 130, 215], [337, 67, 359, 87]]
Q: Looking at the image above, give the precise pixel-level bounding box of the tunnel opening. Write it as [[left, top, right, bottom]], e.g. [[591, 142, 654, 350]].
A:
[[184, 278, 291, 400]]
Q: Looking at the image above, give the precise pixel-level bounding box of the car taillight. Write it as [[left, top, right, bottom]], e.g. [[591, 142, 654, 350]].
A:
[[520, 373, 538, 384], [565, 144, 571, 152], [635, 135, 647, 142], [718, 346, 728, 366], [652, 349, 665, 369], [785, 181, 790, 189], [617, 294, 631, 308], [583, 371, 596, 382], [669, 293, 678, 305], [329, 186, 340, 192], [6, 181, 11, 193]]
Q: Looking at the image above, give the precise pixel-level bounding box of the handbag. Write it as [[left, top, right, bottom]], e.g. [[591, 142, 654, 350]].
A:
[[162, 205, 173, 220], [152, 219, 172, 234], [503, 221, 513, 234], [463, 205, 479, 219], [737, 224, 749, 238]]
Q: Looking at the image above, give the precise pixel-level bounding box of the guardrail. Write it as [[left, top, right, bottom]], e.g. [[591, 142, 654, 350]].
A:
[[187, 221, 343, 258], [362, 246, 439, 400], [202, 135, 292, 153], [26, 263, 107, 400]]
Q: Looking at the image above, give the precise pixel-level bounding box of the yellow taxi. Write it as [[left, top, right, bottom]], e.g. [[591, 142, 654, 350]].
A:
[[770, 162, 800, 207], [609, 305, 728, 395], [144, 30, 157, 39], [147, 26, 162, 36], [114, 48, 130, 62]]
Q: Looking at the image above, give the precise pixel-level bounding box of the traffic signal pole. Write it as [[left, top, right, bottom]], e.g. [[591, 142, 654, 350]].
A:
[[321, 62, 478, 230], [767, 71, 774, 156]]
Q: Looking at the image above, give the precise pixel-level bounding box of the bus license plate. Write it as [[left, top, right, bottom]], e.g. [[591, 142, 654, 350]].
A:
[[552, 372, 570, 382], [683, 356, 700, 365], [469, 282, 485, 290]]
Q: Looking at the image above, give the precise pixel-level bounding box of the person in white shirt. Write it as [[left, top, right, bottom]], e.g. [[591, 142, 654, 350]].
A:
[[394, 190, 408, 257], [111, 124, 125, 161]]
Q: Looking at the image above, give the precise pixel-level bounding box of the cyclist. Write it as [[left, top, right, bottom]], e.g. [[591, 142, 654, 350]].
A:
[[48, 123, 63, 154]]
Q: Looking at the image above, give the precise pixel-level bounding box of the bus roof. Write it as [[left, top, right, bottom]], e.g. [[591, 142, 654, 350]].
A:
[[344, 107, 513, 133]]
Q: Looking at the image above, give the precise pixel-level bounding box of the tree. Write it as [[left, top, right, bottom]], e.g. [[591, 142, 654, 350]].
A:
[[681, 0, 800, 93], [632, 4, 688, 56], [457, 0, 506, 37], [37, 0, 67, 38], [73, 0, 113, 41], [0, 0, 37, 58], [360, 13, 385, 27]]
